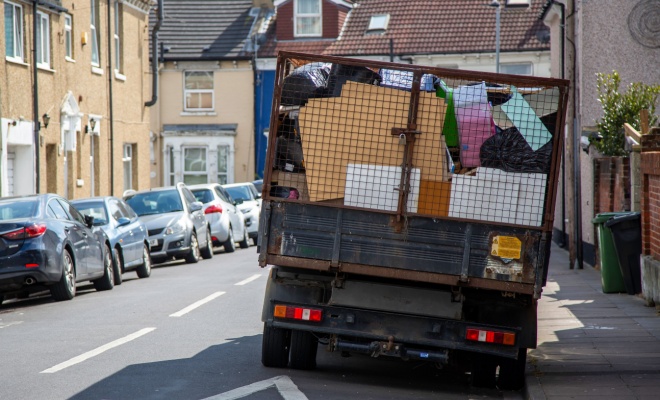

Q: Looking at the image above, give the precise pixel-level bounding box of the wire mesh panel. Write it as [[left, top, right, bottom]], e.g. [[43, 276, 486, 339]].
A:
[[265, 52, 568, 231]]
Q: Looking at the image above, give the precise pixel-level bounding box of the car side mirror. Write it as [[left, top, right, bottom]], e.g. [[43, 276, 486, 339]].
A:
[[234, 198, 244, 205], [116, 217, 131, 227], [190, 201, 203, 212], [255, 193, 262, 200], [84, 214, 94, 228]]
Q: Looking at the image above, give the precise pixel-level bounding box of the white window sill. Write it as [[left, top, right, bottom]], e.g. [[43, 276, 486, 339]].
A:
[[114, 71, 126, 81], [37, 65, 55, 73], [65, 57, 76, 63], [5, 57, 29, 67], [91, 66, 104, 75], [181, 111, 217, 116]]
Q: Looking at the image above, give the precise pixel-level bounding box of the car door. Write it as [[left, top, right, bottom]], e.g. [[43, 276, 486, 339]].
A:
[[62, 199, 105, 277], [182, 187, 206, 239], [49, 199, 92, 278], [118, 199, 146, 264], [108, 197, 139, 264], [216, 186, 242, 238]]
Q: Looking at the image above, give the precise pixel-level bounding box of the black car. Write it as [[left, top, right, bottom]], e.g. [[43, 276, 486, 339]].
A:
[[0, 194, 114, 306]]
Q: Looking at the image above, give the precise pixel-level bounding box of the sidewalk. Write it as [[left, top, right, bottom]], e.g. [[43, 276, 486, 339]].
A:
[[524, 244, 660, 400]]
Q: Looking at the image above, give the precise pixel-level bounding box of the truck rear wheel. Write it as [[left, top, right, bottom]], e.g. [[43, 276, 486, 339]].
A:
[[289, 330, 318, 370], [262, 323, 291, 368], [497, 348, 527, 390], [471, 355, 497, 388]]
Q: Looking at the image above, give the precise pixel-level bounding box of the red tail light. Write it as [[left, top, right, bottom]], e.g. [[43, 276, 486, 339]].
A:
[[466, 328, 516, 346], [2, 224, 47, 240], [274, 304, 323, 322], [205, 205, 223, 214]]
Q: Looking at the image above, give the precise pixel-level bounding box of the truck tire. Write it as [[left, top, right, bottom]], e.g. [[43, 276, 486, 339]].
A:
[[262, 323, 291, 368], [471, 355, 497, 388], [289, 330, 318, 370], [497, 348, 527, 390]]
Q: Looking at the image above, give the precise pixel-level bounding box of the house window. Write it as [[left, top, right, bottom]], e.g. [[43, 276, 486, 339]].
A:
[[217, 145, 229, 184], [64, 14, 73, 60], [4, 1, 24, 61], [184, 71, 214, 111], [183, 147, 208, 185], [114, 1, 122, 73], [123, 143, 132, 191], [36, 11, 50, 68], [168, 146, 176, 186], [500, 63, 533, 75], [367, 14, 389, 33], [90, 0, 100, 66], [294, 0, 321, 37]]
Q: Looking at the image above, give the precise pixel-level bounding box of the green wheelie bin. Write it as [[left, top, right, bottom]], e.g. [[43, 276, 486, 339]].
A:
[[592, 212, 628, 293]]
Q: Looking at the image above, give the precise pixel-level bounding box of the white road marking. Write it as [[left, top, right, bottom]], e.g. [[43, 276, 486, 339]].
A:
[[234, 274, 261, 286], [40, 327, 156, 373], [170, 291, 225, 317], [0, 321, 23, 329], [203, 375, 308, 400]]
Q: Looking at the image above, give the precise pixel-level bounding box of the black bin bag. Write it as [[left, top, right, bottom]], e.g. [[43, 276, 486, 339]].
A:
[[479, 127, 553, 174], [326, 64, 382, 97], [281, 62, 331, 106]]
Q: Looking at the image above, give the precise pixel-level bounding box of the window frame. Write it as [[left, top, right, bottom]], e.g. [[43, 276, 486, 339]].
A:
[[500, 62, 533, 76], [113, 0, 122, 74], [183, 71, 214, 111], [123, 143, 133, 191], [90, 0, 100, 67], [182, 146, 208, 185], [36, 10, 50, 68], [217, 144, 229, 184], [4, 1, 24, 62], [64, 14, 73, 60], [294, 0, 322, 38]]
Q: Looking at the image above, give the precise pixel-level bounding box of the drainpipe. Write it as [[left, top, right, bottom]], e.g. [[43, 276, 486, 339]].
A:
[[107, 0, 115, 195], [32, 0, 40, 193], [145, 0, 164, 107]]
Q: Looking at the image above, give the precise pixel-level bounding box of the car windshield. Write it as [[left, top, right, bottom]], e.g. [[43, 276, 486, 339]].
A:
[[0, 199, 39, 220], [126, 190, 183, 215], [192, 189, 213, 204], [225, 186, 252, 202], [72, 202, 108, 226]]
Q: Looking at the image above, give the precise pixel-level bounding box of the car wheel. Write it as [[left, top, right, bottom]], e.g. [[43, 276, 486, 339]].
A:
[[200, 227, 214, 259], [50, 249, 77, 301], [252, 236, 258, 246], [223, 225, 236, 253], [112, 247, 123, 286], [185, 232, 200, 264], [136, 243, 152, 278], [289, 330, 318, 370], [262, 323, 291, 368], [0, 294, 4, 307], [93, 244, 115, 291], [238, 226, 250, 249]]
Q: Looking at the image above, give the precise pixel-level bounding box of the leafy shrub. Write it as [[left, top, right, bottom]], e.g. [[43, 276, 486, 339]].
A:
[[593, 71, 660, 156]]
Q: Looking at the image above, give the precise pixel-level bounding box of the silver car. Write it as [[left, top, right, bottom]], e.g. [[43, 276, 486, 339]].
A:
[[189, 183, 250, 253], [124, 183, 213, 264], [222, 182, 261, 246]]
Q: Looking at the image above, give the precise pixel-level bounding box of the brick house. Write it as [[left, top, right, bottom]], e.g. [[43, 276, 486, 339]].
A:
[[0, 0, 153, 198]]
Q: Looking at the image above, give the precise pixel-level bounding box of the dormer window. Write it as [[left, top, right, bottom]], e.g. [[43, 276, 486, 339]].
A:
[[295, 0, 322, 37], [367, 14, 389, 33]]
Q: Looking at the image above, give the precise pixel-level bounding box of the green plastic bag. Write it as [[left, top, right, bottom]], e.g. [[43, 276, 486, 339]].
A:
[[436, 82, 458, 147]]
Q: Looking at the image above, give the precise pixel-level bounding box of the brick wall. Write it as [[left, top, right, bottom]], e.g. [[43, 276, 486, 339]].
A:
[[640, 150, 660, 259], [593, 157, 631, 214]]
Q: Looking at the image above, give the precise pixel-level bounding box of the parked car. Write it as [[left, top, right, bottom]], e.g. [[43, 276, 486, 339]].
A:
[[222, 182, 261, 246], [124, 183, 213, 264], [0, 194, 114, 306], [189, 183, 250, 253], [252, 179, 263, 193], [71, 196, 151, 285]]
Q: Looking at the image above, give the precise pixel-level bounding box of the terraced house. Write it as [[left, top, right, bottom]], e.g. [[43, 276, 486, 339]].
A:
[[0, 0, 153, 198]]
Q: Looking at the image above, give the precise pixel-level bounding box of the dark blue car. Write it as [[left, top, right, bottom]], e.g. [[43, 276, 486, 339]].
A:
[[0, 194, 114, 306], [72, 196, 152, 285]]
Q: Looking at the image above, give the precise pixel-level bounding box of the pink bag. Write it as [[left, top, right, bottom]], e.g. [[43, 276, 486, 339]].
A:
[[454, 82, 496, 168]]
